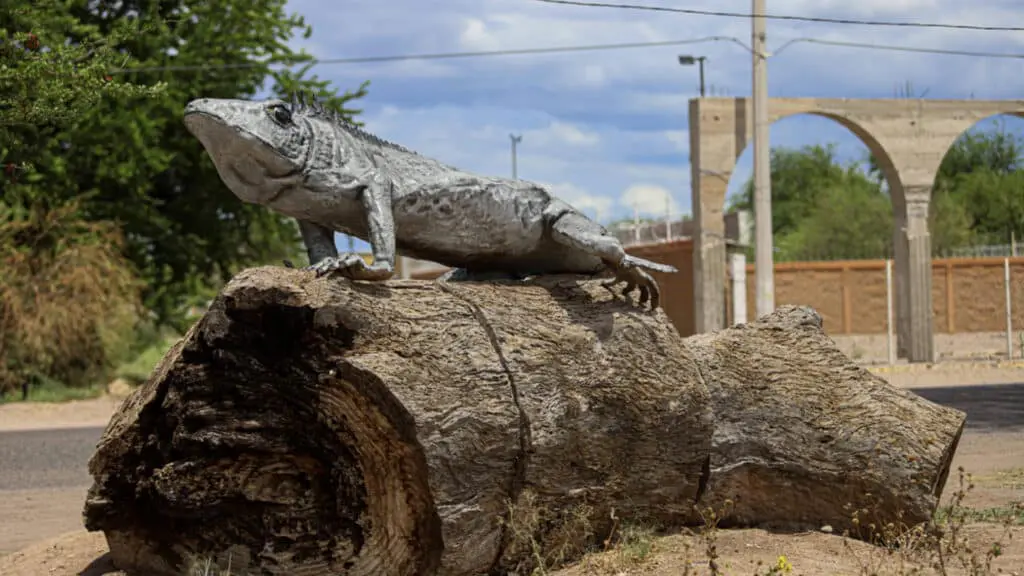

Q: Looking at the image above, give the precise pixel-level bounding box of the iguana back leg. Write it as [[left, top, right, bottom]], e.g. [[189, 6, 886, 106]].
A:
[[549, 212, 674, 309]]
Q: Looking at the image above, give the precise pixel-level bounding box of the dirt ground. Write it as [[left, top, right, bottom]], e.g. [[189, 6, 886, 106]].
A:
[[0, 395, 125, 432], [2, 363, 1024, 576]]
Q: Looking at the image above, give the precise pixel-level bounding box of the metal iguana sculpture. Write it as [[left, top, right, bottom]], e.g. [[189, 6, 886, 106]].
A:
[[182, 94, 678, 308]]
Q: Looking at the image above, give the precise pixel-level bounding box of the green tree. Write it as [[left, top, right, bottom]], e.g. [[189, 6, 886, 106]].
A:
[[41, 0, 369, 328], [0, 0, 164, 396], [939, 126, 1024, 245], [775, 169, 893, 261], [929, 187, 976, 255], [949, 170, 1024, 246], [0, 0, 164, 171], [729, 144, 900, 261], [729, 144, 854, 237], [867, 124, 1023, 250]]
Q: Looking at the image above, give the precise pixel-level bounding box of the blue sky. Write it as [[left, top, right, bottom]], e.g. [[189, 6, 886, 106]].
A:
[[264, 0, 1024, 250]]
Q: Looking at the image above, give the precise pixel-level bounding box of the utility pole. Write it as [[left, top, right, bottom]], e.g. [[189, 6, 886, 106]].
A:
[[752, 0, 774, 317], [664, 194, 672, 242], [509, 134, 522, 179], [633, 202, 640, 243]]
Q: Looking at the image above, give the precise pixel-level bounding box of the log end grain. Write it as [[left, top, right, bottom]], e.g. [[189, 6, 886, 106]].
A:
[[84, 268, 445, 576]]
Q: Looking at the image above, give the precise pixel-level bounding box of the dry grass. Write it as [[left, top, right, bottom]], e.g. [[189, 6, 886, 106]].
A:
[[0, 196, 143, 397], [496, 466, 1020, 576]]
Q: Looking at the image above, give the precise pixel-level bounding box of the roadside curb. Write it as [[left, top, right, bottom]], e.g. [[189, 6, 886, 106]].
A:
[[865, 360, 1024, 374]]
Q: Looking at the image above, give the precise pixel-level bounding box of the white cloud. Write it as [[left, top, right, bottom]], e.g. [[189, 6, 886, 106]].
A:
[[459, 18, 495, 50], [543, 182, 613, 221], [526, 121, 600, 147], [620, 184, 680, 217], [664, 130, 689, 153], [273, 0, 1024, 232]]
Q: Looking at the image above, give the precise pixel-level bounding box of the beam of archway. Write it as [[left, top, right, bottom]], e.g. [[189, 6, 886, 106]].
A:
[[690, 97, 1024, 363]]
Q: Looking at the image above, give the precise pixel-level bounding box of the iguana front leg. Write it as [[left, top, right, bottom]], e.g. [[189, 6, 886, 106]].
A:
[[306, 178, 396, 281], [297, 219, 339, 267]]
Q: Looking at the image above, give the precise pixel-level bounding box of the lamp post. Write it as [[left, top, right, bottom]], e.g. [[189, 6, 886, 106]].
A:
[[677, 55, 707, 98], [509, 134, 522, 179]]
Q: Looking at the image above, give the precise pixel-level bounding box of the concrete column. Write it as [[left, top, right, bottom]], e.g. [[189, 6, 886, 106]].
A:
[[894, 193, 935, 363], [692, 199, 728, 333], [689, 99, 730, 333], [730, 251, 748, 325], [892, 207, 910, 359]]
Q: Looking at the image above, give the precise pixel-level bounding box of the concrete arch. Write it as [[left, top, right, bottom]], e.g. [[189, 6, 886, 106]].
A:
[[787, 112, 901, 196], [931, 111, 1024, 176], [689, 97, 1024, 363]]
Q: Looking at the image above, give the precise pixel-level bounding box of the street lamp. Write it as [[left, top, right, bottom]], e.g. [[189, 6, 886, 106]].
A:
[[678, 55, 707, 98], [509, 134, 522, 179]]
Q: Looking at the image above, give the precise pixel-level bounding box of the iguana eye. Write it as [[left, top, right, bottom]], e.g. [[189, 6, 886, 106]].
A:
[[270, 105, 292, 125]]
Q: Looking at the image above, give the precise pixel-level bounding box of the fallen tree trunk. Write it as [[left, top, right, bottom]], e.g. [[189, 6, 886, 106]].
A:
[[686, 308, 965, 533], [83, 267, 965, 576]]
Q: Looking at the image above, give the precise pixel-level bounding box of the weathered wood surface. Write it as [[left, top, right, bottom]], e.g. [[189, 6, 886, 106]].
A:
[[686, 307, 965, 531], [82, 266, 965, 576]]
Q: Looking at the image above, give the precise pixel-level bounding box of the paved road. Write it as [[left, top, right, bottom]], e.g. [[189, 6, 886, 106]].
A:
[[0, 383, 1023, 492], [0, 425, 103, 492], [912, 383, 1024, 432]]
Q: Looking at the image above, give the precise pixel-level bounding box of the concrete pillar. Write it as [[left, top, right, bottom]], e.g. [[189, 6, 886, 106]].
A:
[[693, 229, 727, 332], [894, 192, 935, 363], [730, 251, 748, 325], [892, 205, 910, 359], [690, 99, 730, 333]]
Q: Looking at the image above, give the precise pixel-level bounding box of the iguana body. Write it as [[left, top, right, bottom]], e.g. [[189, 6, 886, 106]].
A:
[[183, 95, 678, 308]]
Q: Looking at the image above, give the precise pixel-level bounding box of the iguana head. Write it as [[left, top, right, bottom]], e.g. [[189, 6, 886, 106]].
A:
[[184, 97, 313, 205]]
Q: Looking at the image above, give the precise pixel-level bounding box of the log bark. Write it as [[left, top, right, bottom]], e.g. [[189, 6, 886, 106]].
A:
[[686, 307, 965, 532], [82, 266, 965, 576]]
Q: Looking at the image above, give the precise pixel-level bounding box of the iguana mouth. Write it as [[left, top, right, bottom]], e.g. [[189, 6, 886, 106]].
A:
[[184, 110, 302, 198]]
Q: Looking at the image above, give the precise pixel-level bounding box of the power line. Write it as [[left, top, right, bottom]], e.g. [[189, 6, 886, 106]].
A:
[[775, 38, 1024, 59], [108, 36, 742, 74], [108, 36, 1024, 75], [531, 0, 1024, 32]]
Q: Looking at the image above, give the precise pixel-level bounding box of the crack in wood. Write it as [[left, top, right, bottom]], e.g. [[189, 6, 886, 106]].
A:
[[436, 282, 533, 572]]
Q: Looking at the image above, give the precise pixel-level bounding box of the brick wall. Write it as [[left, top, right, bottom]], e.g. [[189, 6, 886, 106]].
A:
[[406, 246, 1024, 337], [740, 257, 1024, 335]]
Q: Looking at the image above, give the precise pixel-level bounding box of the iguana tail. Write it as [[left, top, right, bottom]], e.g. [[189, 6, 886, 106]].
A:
[[624, 254, 678, 274]]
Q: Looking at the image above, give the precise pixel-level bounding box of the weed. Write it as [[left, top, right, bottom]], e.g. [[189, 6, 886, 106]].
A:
[[0, 373, 105, 403], [499, 488, 596, 575]]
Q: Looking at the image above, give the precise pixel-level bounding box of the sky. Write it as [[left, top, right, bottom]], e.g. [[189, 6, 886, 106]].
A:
[[263, 0, 1024, 251]]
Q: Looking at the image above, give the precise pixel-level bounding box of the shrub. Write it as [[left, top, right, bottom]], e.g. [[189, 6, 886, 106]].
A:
[[0, 195, 143, 396]]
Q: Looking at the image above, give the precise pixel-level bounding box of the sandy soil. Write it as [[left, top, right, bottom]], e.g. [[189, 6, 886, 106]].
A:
[[0, 395, 125, 433], [0, 488, 91, 555], [3, 525, 1021, 576], [557, 524, 1024, 575]]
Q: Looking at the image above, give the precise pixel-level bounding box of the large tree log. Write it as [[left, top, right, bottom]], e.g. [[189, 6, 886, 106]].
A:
[[83, 267, 965, 576], [686, 308, 965, 531]]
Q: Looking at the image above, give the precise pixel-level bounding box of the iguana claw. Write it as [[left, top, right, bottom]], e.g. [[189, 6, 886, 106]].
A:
[[305, 254, 367, 278], [602, 264, 661, 310]]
